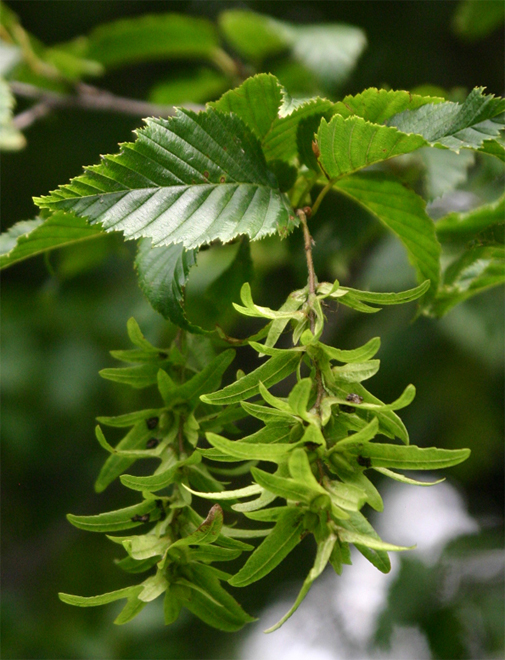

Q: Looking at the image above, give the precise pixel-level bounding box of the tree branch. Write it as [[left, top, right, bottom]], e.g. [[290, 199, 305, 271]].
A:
[[11, 81, 205, 130]]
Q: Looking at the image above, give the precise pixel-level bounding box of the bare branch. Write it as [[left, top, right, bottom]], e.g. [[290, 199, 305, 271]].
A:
[[11, 81, 205, 130]]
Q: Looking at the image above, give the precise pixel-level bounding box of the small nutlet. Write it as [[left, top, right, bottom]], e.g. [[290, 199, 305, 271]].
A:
[[146, 417, 159, 430], [303, 206, 312, 218], [311, 140, 321, 158]]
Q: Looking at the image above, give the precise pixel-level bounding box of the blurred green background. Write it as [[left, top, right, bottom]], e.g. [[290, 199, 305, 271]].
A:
[[1, 1, 504, 659]]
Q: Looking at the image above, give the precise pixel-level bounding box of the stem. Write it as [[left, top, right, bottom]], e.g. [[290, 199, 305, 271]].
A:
[[11, 81, 205, 130], [296, 209, 326, 412], [311, 179, 335, 218]]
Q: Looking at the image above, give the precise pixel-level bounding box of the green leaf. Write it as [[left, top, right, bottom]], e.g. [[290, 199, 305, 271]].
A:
[[59, 585, 142, 607], [201, 351, 301, 406], [119, 453, 197, 492], [206, 431, 297, 463], [336, 527, 414, 552], [373, 467, 445, 486], [431, 245, 505, 316], [164, 586, 182, 625], [251, 466, 318, 504], [67, 498, 161, 532], [324, 480, 367, 512], [138, 571, 169, 602], [96, 408, 163, 428], [388, 87, 505, 151], [178, 563, 256, 631], [315, 336, 381, 363], [115, 556, 159, 574], [333, 382, 410, 444], [228, 507, 305, 587], [182, 482, 263, 501], [263, 97, 335, 162], [327, 449, 384, 512], [317, 115, 427, 179], [340, 442, 471, 470], [435, 195, 505, 244], [135, 239, 202, 332], [337, 280, 431, 306], [288, 449, 325, 494], [329, 417, 379, 449], [169, 504, 223, 549], [114, 593, 148, 625], [171, 349, 235, 405], [339, 511, 391, 572], [331, 360, 380, 383], [288, 378, 313, 419], [149, 67, 228, 105], [265, 533, 337, 632], [265, 289, 306, 349], [188, 545, 242, 563], [330, 383, 416, 412], [85, 13, 219, 68], [99, 364, 159, 389], [0, 78, 26, 151], [0, 212, 103, 269], [332, 88, 444, 123], [334, 172, 441, 295], [232, 489, 277, 513], [210, 74, 283, 140], [35, 109, 291, 250], [95, 422, 154, 493], [234, 282, 305, 320], [110, 534, 170, 561], [240, 401, 296, 424]]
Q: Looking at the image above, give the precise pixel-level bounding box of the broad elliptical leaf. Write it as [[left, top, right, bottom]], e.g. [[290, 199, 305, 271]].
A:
[[35, 108, 291, 250]]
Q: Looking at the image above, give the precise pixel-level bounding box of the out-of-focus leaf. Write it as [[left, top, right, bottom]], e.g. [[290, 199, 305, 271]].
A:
[[135, 239, 202, 333], [435, 195, 505, 244], [453, 0, 505, 41], [0, 212, 103, 269], [84, 13, 219, 68], [431, 245, 505, 316], [288, 23, 367, 88], [420, 147, 475, 200], [218, 10, 290, 62], [334, 173, 441, 296], [149, 67, 229, 105], [0, 77, 25, 151], [35, 109, 291, 250]]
